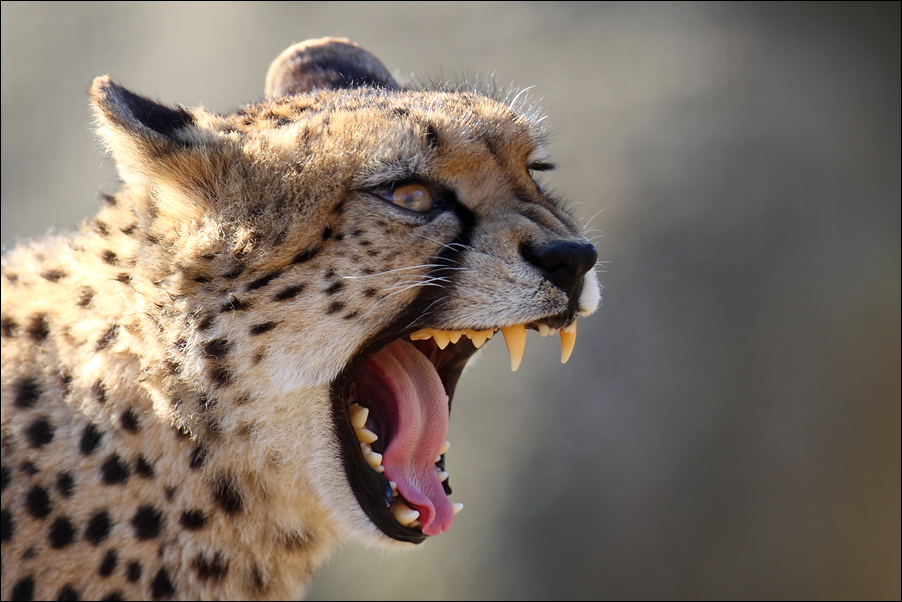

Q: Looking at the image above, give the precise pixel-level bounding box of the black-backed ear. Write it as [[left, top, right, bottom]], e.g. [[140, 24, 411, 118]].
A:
[[90, 75, 196, 154], [264, 37, 400, 98]]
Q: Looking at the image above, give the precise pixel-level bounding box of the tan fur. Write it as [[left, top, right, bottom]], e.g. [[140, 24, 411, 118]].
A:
[[1, 39, 599, 600]]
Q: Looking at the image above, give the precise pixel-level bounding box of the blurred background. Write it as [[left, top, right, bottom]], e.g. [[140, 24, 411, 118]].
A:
[[2, 2, 899, 599]]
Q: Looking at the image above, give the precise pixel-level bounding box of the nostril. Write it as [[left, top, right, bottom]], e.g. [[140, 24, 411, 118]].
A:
[[521, 240, 598, 296]]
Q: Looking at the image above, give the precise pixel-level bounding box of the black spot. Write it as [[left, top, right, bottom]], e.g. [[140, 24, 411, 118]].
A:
[[120, 408, 139, 432], [11, 576, 34, 601], [1, 314, 17, 337], [197, 314, 215, 331], [251, 564, 266, 593], [193, 275, 211, 283], [247, 270, 282, 291], [332, 200, 346, 216], [326, 301, 345, 314], [150, 568, 176, 600], [1, 465, 11, 492], [98, 548, 118, 577], [121, 223, 137, 236], [135, 455, 155, 478], [358, 239, 371, 247], [56, 471, 75, 497], [203, 338, 231, 360], [274, 284, 305, 301], [193, 551, 229, 582], [212, 474, 244, 515], [342, 310, 360, 320], [25, 485, 52, 519], [100, 591, 124, 602], [94, 219, 110, 237], [101, 454, 130, 484], [95, 325, 119, 351], [59, 372, 72, 394], [219, 296, 248, 312], [333, 233, 345, 241], [41, 269, 67, 282], [324, 268, 336, 279], [21, 461, 39, 476], [126, 561, 143, 583], [1, 508, 13, 542], [324, 281, 344, 295], [363, 287, 378, 298], [101, 192, 117, 206], [56, 584, 81, 601], [80, 423, 103, 455], [179, 509, 207, 530], [321, 226, 333, 240], [210, 365, 232, 388], [189, 444, 207, 470], [292, 246, 319, 264], [223, 265, 245, 279], [100, 249, 118, 265], [48, 516, 76, 548], [0, 360, 30, 394], [165, 486, 177, 501], [250, 322, 278, 336], [22, 546, 37, 559], [92, 381, 107, 404], [425, 122, 441, 148], [132, 505, 163, 540], [85, 510, 113, 545], [366, 249, 380, 257], [26, 313, 49, 341], [114, 273, 131, 284], [77, 287, 95, 307], [24, 416, 54, 448]]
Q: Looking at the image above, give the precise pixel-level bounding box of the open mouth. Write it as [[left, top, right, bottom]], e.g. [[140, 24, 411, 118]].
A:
[[330, 319, 578, 543]]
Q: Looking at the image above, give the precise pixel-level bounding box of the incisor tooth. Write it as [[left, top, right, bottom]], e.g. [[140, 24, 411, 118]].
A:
[[537, 323, 551, 337], [437, 470, 449, 482], [501, 324, 527, 371], [392, 502, 420, 526], [440, 440, 450, 455], [451, 502, 464, 514], [365, 450, 383, 470], [349, 404, 369, 430], [356, 428, 378, 444], [389, 481, 398, 496], [560, 320, 577, 364]]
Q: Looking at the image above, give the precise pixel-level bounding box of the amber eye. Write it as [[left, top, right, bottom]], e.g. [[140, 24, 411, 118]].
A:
[[382, 183, 433, 212]]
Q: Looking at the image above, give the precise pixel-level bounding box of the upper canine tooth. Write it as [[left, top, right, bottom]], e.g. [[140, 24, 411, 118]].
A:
[[501, 324, 527, 371], [560, 320, 577, 364], [350, 403, 369, 430], [410, 328, 436, 341]]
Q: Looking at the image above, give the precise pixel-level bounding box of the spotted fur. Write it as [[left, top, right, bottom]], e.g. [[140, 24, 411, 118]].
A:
[[1, 38, 600, 599]]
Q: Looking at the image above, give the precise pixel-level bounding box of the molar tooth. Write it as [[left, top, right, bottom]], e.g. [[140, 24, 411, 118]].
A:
[[365, 449, 383, 470], [349, 404, 369, 430], [501, 324, 527, 371], [356, 428, 378, 444], [440, 440, 450, 455], [410, 329, 436, 341], [451, 502, 464, 514], [537, 323, 551, 337], [392, 502, 420, 526], [432, 330, 451, 349], [560, 320, 577, 364]]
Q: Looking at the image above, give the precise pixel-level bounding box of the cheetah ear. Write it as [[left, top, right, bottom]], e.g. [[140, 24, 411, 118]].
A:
[[265, 37, 400, 97]]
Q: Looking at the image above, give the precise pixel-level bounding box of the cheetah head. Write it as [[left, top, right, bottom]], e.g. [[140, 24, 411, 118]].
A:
[[89, 38, 600, 547]]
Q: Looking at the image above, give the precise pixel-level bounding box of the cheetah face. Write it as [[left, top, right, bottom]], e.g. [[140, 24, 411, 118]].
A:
[[90, 39, 600, 546]]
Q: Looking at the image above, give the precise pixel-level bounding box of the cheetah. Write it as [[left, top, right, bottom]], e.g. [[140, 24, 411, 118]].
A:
[[1, 38, 600, 600]]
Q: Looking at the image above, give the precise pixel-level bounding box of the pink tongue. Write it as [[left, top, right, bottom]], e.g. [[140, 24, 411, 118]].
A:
[[357, 339, 453, 536]]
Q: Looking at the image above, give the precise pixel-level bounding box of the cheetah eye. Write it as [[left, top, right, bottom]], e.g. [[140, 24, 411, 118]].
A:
[[380, 183, 433, 212]]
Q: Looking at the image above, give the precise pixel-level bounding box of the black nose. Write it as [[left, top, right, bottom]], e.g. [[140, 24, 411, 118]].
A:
[[521, 239, 597, 298]]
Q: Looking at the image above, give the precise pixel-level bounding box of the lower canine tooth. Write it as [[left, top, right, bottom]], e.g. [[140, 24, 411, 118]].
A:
[[437, 470, 449, 482], [501, 324, 527, 371], [560, 320, 577, 364], [392, 502, 420, 526], [451, 502, 464, 515]]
